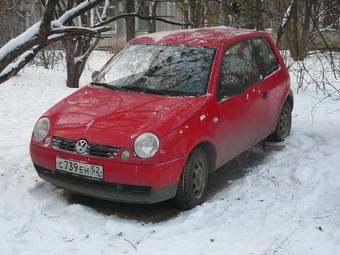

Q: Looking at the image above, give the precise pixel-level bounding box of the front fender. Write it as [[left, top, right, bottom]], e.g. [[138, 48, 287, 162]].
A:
[[158, 104, 219, 168]]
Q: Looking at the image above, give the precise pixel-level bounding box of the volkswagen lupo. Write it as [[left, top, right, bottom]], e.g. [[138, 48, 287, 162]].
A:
[[30, 28, 293, 209]]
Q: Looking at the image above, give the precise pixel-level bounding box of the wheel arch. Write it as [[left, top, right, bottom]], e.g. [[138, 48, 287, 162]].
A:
[[190, 140, 217, 173], [274, 89, 294, 129], [286, 91, 294, 111]]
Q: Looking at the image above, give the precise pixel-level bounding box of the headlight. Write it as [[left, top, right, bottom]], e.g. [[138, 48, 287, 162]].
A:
[[33, 117, 50, 141], [134, 132, 159, 159]]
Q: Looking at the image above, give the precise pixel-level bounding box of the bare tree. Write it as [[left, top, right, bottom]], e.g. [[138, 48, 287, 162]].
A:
[[0, 0, 29, 47], [1, 0, 338, 97], [0, 0, 191, 87], [32, 48, 64, 69], [48, 0, 109, 88], [229, 0, 340, 99], [0, 0, 108, 85], [125, 0, 136, 41]]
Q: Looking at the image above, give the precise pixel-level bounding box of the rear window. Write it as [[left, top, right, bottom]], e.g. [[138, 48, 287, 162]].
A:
[[252, 38, 280, 78]]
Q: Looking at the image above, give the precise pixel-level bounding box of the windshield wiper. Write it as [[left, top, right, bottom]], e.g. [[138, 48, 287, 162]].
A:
[[157, 90, 202, 97], [93, 83, 201, 97], [121, 85, 202, 97], [90, 81, 122, 91], [120, 85, 168, 95]]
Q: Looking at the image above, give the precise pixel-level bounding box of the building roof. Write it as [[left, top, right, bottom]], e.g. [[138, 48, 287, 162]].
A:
[[130, 27, 260, 48]]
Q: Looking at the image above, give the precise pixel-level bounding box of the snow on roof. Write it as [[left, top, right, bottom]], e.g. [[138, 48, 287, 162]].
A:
[[131, 27, 256, 47]]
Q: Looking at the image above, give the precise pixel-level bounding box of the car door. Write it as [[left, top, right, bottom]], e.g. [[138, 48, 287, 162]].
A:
[[251, 38, 282, 138], [215, 40, 262, 165]]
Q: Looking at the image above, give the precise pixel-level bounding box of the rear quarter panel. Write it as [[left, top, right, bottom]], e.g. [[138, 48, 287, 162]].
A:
[[264, 34, 292, 131]]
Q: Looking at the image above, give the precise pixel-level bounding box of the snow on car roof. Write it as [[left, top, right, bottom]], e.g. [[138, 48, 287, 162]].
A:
[[130, 27, 257, 48]]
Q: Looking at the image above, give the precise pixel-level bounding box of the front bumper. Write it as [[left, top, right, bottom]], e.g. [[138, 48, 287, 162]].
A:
[[35, 165, 177, 204], [30, 144, 185, 204]]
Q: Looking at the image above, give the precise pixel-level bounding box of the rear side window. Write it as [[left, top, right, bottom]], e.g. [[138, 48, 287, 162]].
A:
[[252, 38, 280, 78]]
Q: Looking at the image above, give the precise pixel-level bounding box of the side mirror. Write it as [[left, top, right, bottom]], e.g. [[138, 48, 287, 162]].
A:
[[92, 71, 100, 81]]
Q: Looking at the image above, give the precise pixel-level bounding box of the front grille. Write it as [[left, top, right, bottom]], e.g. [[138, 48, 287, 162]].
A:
[[35, 165, 151, 195], [53, 137, 76, 152], [56, 171, 151, 194], [52, 136, 120, 158]]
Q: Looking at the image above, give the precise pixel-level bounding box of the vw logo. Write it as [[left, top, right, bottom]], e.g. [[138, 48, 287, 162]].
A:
[[75, 139, 88, 154]]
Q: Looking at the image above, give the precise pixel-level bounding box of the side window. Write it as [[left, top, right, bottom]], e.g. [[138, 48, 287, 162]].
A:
[[252, 38, 280, 78], [218, 40, 261, 100]]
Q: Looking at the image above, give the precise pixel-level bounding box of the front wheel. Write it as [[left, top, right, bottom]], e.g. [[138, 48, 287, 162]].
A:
[[269, 102, 292, 142], [175, 148, 208, 210]]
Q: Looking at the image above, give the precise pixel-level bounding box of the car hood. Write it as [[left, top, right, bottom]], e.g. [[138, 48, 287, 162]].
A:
[[46, 85, 208, 147]]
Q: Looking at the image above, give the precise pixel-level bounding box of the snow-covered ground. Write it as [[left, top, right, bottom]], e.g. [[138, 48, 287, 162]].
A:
[[0, 52, 339, 254]]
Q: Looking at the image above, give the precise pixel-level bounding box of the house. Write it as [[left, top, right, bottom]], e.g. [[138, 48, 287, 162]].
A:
[[19, 0, 43, 30], [91, 1, 182, 51]]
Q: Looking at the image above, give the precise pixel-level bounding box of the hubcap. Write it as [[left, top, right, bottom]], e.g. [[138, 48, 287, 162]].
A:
[[279, 108, 290, 138], [192, 159, 205, 199]]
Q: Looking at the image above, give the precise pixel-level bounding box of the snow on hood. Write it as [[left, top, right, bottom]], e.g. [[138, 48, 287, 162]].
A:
[[45, 85, 208, 147]]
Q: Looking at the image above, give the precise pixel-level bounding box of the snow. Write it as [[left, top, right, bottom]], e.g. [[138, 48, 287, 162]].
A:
[[139, 29, 186, 42], [0, 48, 36, 77], [139, 27, 253, 43], [56, 0, 100, 25], [0, 23, 40, 61], [0, 0, 100, 62], [0, 51, 340, 254], [0, 35, 65, 78]]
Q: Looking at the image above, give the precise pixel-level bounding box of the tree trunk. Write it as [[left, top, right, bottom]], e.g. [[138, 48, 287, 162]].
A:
[[125, 0, 135, 42], [254, 0, 264, 30], [148, 1, 158, 33], [291, 0, 300, 60], [287, 0, 313, 61], [222, 1, 231, 26], [64, 37, 79, 88], [189, 0, 196, 27], [182, 0, 190, 28], [63, 36, 88, 88]]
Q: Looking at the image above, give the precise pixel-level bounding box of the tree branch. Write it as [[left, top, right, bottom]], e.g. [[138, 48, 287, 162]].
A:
[[76, 36, 101, 64], [51, 26, 110, 36], [0, 0, 105, 75], [39, 0, 57, 43], [276, 0, 297, 46], [0, 35, 64, 84], [93, 12, 191, 28]]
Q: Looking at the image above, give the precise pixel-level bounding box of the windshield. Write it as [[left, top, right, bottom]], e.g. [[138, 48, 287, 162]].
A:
[[96, 44, 216, 96]]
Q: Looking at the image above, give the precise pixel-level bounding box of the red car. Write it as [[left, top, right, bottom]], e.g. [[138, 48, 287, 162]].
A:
[[30, 28, 293, 209]]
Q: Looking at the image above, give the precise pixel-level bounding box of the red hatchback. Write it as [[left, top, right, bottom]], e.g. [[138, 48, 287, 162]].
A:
[[30, 28, 293, 209]]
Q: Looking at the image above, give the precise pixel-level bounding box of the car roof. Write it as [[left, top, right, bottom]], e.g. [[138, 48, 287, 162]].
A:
[[129, 27, 265, 48]]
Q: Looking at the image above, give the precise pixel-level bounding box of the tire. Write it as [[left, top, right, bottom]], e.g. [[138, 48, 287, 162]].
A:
[[269, 102, 292, 142], [175, 147, 209, 210]]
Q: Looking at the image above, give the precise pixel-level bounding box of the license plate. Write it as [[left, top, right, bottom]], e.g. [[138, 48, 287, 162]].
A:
[[56, 157, 103, 179]]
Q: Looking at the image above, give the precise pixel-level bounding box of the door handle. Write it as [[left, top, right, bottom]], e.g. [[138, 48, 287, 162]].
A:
[[263, 91, 269, 99]]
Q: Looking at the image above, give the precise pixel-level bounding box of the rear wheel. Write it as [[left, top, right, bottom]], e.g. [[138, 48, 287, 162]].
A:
[[175, 148, 208, 210], [269, 102, 292, 142]]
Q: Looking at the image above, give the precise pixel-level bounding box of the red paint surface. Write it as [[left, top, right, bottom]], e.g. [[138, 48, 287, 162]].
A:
[[30, 28, 291, 189]]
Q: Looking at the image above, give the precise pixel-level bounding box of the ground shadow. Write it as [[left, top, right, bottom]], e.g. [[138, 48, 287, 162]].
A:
[[65, 142, 272, 223]]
